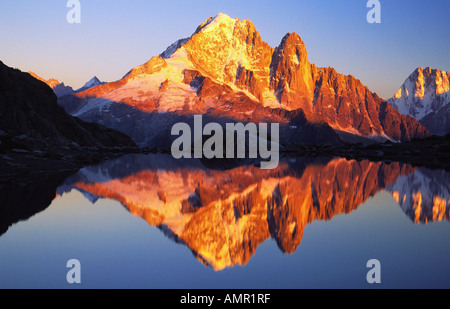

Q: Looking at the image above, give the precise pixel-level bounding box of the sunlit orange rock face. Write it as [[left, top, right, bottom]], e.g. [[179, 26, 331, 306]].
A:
[[60, 13, 430, 143], [28, 72, 60, 89], [28, 72, 74, 97], [270, 33, 314, 113], [184, 16, 273, 101], [72, 158, 414, 270], [310, 67, 430, 139]]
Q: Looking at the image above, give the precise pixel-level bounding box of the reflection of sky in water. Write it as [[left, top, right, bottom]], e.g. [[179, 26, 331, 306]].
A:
[[0, 188, 448, 289]]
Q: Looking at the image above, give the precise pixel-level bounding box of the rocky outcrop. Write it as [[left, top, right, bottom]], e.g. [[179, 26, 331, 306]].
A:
[[270, 33, 314, 113], [389, 67, 450, 120], [183, 13, 274, 100], [75, 76, 106, 93]]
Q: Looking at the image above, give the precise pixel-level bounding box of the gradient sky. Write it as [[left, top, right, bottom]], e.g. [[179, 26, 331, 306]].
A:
[[0, 0, 449, 98]]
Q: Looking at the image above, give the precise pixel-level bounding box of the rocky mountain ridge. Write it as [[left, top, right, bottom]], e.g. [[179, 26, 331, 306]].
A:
[[58, 13, 431, 147]]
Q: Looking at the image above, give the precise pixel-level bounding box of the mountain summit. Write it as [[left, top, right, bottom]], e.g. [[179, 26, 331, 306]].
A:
[[59, 13, 431, 147], [76, 76, 106, 92], [28, 71, 74, 98], [389, 67, 450, 135]]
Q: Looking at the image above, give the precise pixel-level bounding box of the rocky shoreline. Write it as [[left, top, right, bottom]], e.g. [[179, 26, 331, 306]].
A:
[[2, 133, 449, 183], [0, 145, 142, 183], [283, 134, 450, 171]]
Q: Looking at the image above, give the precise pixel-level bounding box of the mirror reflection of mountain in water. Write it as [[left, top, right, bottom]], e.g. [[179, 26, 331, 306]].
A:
[[388, 168, 450, 224], [56, 154, 449, 271], [0, 171, 76, 237]]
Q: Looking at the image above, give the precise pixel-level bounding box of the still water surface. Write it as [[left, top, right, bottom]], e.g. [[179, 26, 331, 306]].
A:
[[0, 154, 448, 288]]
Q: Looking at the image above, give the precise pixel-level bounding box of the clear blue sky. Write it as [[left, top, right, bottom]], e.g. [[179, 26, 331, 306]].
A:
[[0, 0, 449, 98]]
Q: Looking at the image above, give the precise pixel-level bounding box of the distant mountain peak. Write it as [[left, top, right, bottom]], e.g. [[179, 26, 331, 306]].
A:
[[88, 76, 100, 83], [27, 71, 74, 98], [389, 67, 449, 116], [75, 76, 106, 93], [389, 67, 450, 135], [393, 67, 449, 101], [28, 71, 59, 85], [82, 76, 103, 88]]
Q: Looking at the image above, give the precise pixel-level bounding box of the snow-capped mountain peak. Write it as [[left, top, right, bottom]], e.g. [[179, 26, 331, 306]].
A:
[[160, 38, 190, 59], [76, 76, 106, 93], [160, 13, 242, 60], [83, 76, 102, 88], [195, 13, 238, 34], [389, 67, 450, 120]]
